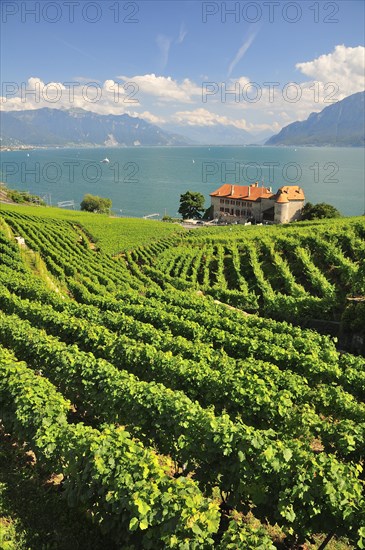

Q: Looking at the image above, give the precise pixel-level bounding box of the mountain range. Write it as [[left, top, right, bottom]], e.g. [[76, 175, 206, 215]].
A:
[[1, 91, 363, 148], [0, 108, 193, 147], [162, 124, 272, 146], [266, 91, 365, 147], [0, 107, 269, 147]]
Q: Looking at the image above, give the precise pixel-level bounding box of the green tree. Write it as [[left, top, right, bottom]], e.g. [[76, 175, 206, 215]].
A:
[[301, 202, 341, 220], [7, 188, 46, 206], [202, 205, 214, 220], [80, 194, 112, 214], [178, 191, 205, 220]]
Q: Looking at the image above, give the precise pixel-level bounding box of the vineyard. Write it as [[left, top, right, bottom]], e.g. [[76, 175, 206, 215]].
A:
[[0, 204, 364, 549], [131, 219, 365, 328]]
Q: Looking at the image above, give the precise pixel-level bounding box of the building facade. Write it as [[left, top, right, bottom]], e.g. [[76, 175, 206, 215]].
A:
[[210, 183, 305, 224]]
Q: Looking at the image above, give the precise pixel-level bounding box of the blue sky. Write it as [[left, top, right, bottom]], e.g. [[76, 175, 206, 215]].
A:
[[1, 0, 364, 135]]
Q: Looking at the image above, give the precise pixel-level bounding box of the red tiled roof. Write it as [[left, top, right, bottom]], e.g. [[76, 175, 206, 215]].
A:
[[210, 183, 305, 203], [275, 185, 305, 202], [275, 193, 289, 204], [210, 183, 274, 202]]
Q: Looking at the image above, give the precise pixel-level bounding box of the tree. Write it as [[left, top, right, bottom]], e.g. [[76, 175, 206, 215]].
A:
[[178, 191, 205, 220], [202, 205, 214, 220], [301, 202, 341, 220], [80, 194, 112, 214], [7, 188, 46, 206]]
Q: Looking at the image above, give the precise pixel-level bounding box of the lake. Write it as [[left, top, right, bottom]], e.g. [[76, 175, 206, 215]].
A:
[[0, 146, 364, 217]]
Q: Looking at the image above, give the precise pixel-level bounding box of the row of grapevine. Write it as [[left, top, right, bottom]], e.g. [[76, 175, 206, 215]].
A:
[[1, 209, 364, 547], [136, 219, 364, 323], [0, 314, 364, 545], [0, 344, 282, 549], [1, 286, 365, 463]]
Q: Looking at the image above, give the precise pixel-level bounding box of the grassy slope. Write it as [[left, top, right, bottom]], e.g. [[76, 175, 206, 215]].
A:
[[0, 203, 185, 254]]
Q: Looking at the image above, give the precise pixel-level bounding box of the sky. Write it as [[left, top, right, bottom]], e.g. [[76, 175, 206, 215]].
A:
[[1, 0, 364, 136]]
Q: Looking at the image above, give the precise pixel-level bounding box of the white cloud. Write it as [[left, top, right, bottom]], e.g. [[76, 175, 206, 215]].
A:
[[296, 45, 365, 98], [227, 46, 364, 129], [173, 108, 249, 129], [0, 77, 129, 115], [172, 108, 280, 133], [156, 34, 172, 69], [233, 76, 251, 87], [130, 110, 166, 125], [177, 23, 187, 44], [279, 111, 291, 121], [2, 45, 363, 135], [228, 28, 259, 77], [118, 73, 201, 103], [254, 121, 281, 133]]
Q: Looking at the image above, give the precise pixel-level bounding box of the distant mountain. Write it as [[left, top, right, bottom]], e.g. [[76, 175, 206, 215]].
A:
[[164, 124, 255, 145], [247, 131, 275, 146], [0, 108, 193, 147], [266, 91, 365, 147]]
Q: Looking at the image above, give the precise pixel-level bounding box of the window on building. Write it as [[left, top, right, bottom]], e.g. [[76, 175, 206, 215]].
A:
[[220, 199, 224, 204], [220, 207, 224, 212], [235, 209, 240, 216], [225, 208, 229, 213]]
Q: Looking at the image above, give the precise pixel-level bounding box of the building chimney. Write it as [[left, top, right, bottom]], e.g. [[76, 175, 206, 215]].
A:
[[248, 186, 250, 197], [231, 185, 234, 196]]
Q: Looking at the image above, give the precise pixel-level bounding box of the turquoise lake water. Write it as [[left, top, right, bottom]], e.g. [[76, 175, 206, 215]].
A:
[[0, 146, 364, 217]]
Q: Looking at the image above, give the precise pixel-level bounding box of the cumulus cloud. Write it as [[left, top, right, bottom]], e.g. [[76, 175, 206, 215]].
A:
[[2, 45, 363, 134], [130, 110, 166, 125], [172, 108, 250, 129], [172, 107, 280, 133], [234, 76, 251, 87], [227, 46, 365, 129], [296, 45, 365, 98], [118, 73, 201, 103], [0, 77, 130, 115]]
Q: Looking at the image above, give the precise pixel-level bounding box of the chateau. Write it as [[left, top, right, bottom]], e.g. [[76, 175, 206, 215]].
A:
[[210, 183, 305, 224]]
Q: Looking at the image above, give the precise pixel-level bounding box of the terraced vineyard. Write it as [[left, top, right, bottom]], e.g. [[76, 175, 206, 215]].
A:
[[0, 206, 364, 549], [133, 219, 365, 326]]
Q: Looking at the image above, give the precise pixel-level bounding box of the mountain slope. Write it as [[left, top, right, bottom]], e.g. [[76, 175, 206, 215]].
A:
[[0, 108, 193, 147], [266, 91, 365, 146]]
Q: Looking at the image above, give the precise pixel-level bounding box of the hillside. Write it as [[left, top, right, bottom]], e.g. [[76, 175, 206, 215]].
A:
[[0, 186, 14, 204], [0, 183, 47, 206], [267, 91, 365, 146], [0, 108, 193, 147], [0, 206, 364, 549]]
